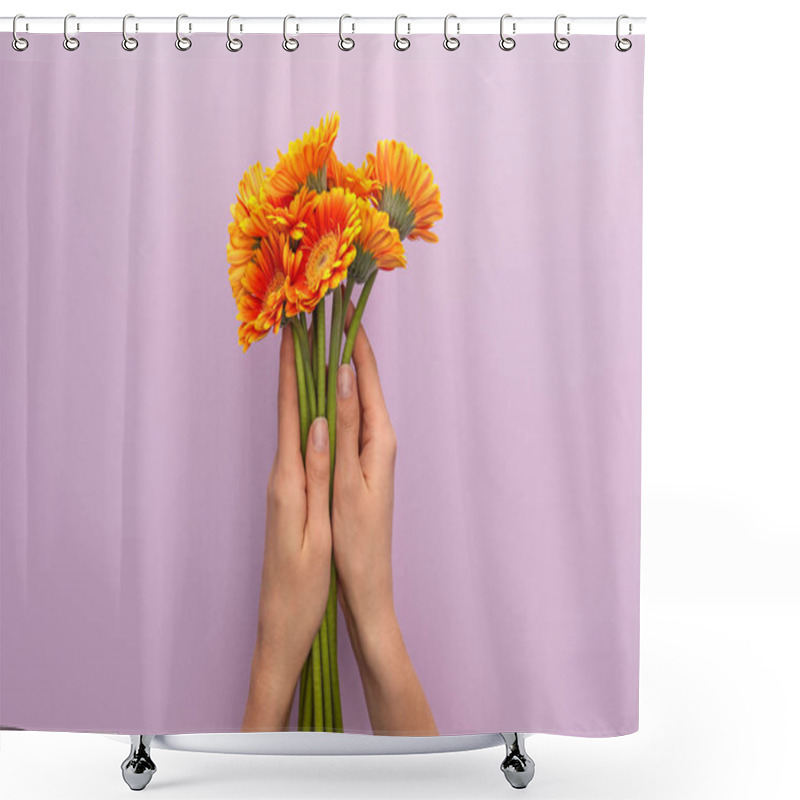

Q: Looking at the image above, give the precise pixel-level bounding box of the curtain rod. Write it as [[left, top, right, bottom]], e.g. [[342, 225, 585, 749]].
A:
[[1, 16, 646, 36]]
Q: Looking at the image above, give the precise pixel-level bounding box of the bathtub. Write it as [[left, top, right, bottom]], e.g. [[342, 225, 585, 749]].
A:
[[115, 731, 535, 791]]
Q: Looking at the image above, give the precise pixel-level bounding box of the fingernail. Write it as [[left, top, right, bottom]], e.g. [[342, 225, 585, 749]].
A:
[[337, 364, 354, 399], [310, 417, 329, 452]]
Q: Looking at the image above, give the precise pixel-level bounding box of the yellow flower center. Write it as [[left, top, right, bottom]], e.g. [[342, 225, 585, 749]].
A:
[[306, 233, 339, 285]]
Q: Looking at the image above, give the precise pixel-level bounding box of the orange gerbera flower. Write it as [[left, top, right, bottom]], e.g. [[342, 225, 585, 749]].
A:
[[348, 199, 406, 283], [327, 150, 382, 201], [288, 188, 361, 312], [364, 140, 443, 242], [227, 162, 271, 298], [260, 185, 318, 245], [267, 113, 340, 205], [235, 161, 270, 213], [235, 232, 304, 351]]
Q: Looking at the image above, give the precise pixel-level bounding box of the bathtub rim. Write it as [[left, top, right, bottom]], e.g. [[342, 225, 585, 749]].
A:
[[104, 731, 519, 756]]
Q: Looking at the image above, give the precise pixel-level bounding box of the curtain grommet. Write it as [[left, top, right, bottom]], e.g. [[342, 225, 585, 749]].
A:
[[394, 15, 410, 51], [12, 15, 29, 51], [499, 14, 516, 51], [121, 14, 138, 51], [553, 14, 570, 52], [175, 14, 192, 51], [338, 14, 355, 51], [443, 14, 460, 51], [63, 13, 80, 51], [226, 15, 243, 52], [615, 15, 632, 51], [283, 15, 299, 52]]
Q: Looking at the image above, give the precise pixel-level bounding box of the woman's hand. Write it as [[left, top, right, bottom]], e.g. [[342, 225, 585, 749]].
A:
[[331, 321, 397, 633], [332, 315, 438, 736], [242, 327, 332, 732]]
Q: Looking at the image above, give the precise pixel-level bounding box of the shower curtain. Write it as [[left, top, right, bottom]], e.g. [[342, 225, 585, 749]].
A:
[[0, 30, 644, 737]]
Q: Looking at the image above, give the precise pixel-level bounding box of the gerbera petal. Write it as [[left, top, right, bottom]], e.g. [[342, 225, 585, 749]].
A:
[[268, 113, 340, 204], [349, 200, 406, 283], [328, 150, 383, 201], [364, 140, 443, 242], [291, 187, 361, 310], [231, 231, 299, 350]]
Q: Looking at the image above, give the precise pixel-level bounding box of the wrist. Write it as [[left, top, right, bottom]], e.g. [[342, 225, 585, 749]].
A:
[[340, 574, 396, 635], [346, 603, 405, 679], [251, 637, 303, 696], [242, 644, 300, 732]]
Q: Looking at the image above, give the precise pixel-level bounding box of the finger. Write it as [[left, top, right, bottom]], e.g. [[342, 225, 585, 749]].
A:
[[349, 322, 390, 428], [277, 325, 301, 462], [335, 362, 362, 484], [304, 417, 332, 547]]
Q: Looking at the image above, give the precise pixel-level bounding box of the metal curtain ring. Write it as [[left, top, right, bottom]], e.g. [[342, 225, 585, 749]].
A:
[[394, 15, 410, 50], [176, 14, 192, 50], [616, 14, 632, 51], [283, 15, 299, 51], [339, 14, 355, 50], [63, 13, 80, 51], [227, 15, 243, 51], [499, 14, 516, 51], [122, 14, 138, 51], [443, 14, 460, 51], [12, 14, 29, 51], [553, 14, 570, 51]]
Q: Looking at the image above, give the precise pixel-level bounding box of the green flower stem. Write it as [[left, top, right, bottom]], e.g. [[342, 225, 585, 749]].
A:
[[341, 271, 377, 366], [312, 300, 334, 730], [310, 314, 318, 388], [296, 294, 345, 734], [311, 634, 323, 730], [328, 559, 342, 731], [325, 287, 346, 733], [295, 316, 316, 420], [314, 302, 326, 416], [293, 316, 320, 730], [327, 286, 344, 451], [301, 655, 312, 730], [299, 660, 308, 730], [319, 607, 333, 729], [291, 321, 309, 458]]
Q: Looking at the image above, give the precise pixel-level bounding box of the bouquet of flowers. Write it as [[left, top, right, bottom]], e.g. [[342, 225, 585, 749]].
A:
[[226, 113, 442, 732]]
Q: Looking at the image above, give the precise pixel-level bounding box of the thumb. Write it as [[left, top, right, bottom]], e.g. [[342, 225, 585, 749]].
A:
[[304, 417, 331, 546]]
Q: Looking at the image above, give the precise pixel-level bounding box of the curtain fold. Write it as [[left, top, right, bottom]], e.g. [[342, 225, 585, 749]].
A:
[[1, 32, 644, 736]]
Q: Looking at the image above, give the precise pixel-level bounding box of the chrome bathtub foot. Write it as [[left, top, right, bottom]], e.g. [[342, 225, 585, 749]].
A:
[[121, 735, 156, 791], [500, 733, 535, 789]]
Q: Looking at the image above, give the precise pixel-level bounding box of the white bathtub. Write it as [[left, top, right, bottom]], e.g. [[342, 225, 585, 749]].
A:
[[113, 731, 535, 790]]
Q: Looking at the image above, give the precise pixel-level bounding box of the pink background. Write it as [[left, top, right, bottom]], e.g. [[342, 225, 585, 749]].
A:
[[0, 32, 643, 736]]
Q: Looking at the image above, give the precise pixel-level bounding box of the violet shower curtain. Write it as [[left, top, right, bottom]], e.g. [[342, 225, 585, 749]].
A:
[[0, 30, 644, 737]]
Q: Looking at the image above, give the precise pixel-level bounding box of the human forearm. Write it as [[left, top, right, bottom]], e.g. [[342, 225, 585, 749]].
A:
[[343, 602, 438, 736], [241, 643, 300, 732]]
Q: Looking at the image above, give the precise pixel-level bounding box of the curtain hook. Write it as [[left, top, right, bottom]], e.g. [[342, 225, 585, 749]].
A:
[[339, 14, 355, 51], [122, 14, 138, 51], [443, 14, 460, 51], [63, 13, 80, 51], [12, 14, 29, 51], [283, 15, 299, 51], [499, 14, 516, 51], [553, 14, 570, 51], [394, 15, 410, 51], [615, 15, 632, 51], [227, 15, 243, 51], [175, 14, 192, 50]]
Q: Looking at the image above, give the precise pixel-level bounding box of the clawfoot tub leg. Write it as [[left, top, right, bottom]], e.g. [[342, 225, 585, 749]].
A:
[[121, 735, 157, 791], [500, 733, 535, 789]]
